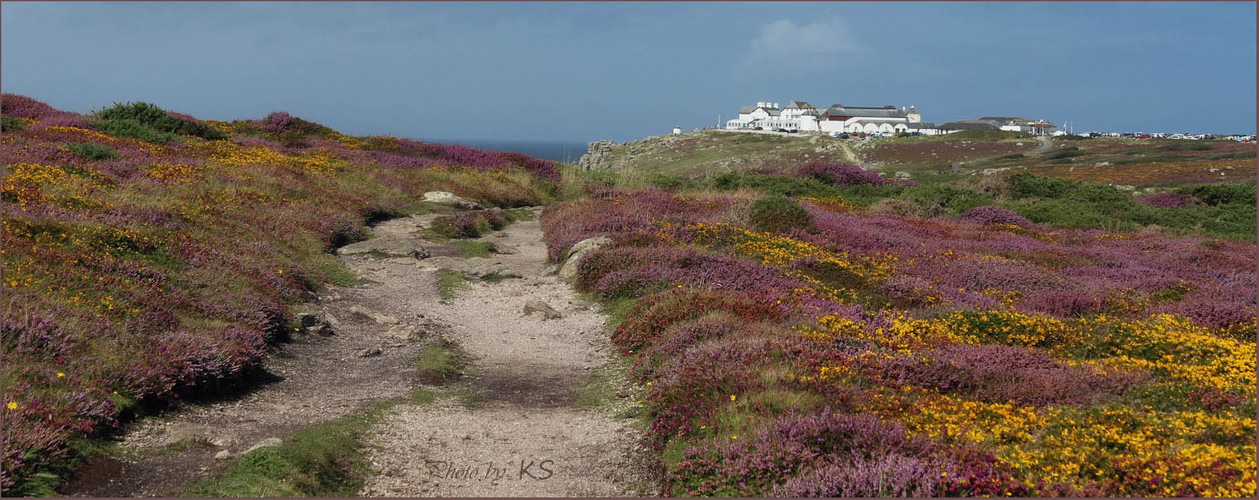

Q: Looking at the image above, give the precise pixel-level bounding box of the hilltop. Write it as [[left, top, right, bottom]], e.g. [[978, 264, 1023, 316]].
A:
[[580, 129, 1255, 188]]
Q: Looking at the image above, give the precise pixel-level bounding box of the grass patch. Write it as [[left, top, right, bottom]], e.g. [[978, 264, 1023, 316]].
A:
[[436, 268, 471, 300], [182, 408, 383, 497], [409, 389, 438, 405], [574, 359, 629, 411], [415, 337, 470, 385], [453, 240, 494, 258]]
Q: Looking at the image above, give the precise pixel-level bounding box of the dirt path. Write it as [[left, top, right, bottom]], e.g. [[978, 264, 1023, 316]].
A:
[[62, 209, 652, 497], [839, 139, 864, 166], [1034, 136, 1053, 154], [359, 214, 652, 497]]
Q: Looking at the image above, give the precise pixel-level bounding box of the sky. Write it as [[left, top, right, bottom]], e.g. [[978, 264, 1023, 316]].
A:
[[2, 1, 1256, 143]]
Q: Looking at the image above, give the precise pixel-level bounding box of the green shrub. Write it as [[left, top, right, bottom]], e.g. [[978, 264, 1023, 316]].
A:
[[648, 173, 685, 190], [1177, 183, 1256, 206], [2, 115, 26, 131], [899, 184, 993, 215], [95, 101, 226, 141], [93, 118, 177, 144], [65, 142, 119, 161], [748, 195, 814, 234]]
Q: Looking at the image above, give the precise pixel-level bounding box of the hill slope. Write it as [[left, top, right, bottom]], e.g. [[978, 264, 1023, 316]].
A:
[[0, 95, 563, 494]]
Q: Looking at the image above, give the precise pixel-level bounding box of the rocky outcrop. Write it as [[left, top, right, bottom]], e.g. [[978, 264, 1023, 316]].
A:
[[577, 140, 616, 171], [422, 191, 483, 210], [558, 236, 611, 279]]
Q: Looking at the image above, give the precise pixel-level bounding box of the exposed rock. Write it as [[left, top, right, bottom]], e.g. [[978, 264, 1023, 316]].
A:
[[422, 191, 483, 210], [357, 347, 383, 358], [577, 140, 617, 171], [542, 264, 559, 276], [409, 247, 431, 260], [490, 244, 518, 255], [523, 300, 564, 320], [165, 424, 232, 448], [214, 450, 232, 460], [559, 236, 612, 279], [347, 305, 399, 325], [894, 171, 912, 179], [244, 437, 283, 455]]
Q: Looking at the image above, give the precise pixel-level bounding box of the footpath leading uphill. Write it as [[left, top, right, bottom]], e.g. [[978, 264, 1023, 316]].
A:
[[64, 209, 652, 497]]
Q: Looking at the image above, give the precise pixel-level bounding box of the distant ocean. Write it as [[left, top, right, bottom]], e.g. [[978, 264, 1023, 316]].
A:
[[430, 139, 591, 164]]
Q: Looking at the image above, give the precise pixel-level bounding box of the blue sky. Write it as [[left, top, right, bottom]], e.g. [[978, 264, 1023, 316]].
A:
[[2, 1, 1255, 142]]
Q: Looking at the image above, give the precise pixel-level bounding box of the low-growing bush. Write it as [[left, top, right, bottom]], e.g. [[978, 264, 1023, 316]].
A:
[[796, 161, 886, 186], [1177, 182, 1256, 206], [959, 205, 1032, 227], [900, 184, 994, 215], [2, 115, 27, 131], [748, 195, 814, 234], [64, 142, 119, 161], [611, 287, 786, 354], [95, 101, 226, 141]]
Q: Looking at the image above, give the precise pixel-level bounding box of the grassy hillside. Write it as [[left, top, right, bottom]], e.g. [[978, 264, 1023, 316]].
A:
[[581, 130, 853, 177], [0, 94, 564, 494]]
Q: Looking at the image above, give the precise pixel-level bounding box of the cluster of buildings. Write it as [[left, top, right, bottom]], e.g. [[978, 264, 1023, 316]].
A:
[[722, 100, 1059, 137], [1082, 131, 1254, 142]]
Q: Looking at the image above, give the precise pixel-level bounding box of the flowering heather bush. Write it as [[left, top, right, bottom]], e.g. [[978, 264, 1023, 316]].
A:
[[881, 344, 1149, 406], [1137, 191, 1190, 209], [960, 204, 1033, 227], [795, 160, 886, 186], [1, 95, 561, 493], [540, 189, 741, 262], [540, 165, 1257, 496], [261, 111, 294, 132], [670, 411, 939, 496], [611, 287, 786, 354]]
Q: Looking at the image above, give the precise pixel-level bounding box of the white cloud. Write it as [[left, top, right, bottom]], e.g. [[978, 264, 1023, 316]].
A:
[[740, 17, 858, 71]]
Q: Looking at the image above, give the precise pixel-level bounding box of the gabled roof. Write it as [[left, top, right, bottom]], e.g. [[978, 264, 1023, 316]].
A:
[[825, 105, 907, 119], [786, 100, 816, 109], [738, 105, 756, 114]]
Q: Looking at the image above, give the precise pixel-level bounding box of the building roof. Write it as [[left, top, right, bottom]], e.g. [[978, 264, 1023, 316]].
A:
[[738, 105, 756, 114], [938, 121, 999, 131], [765, 109, 781, 117], [786, 100, 816, 109], [907, 122, 936, 129], [825, 105, 907, 119]]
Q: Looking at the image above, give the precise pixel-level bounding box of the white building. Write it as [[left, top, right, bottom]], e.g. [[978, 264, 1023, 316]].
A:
[[977, 117, 1058, 136], [725, 100, 941, 135]]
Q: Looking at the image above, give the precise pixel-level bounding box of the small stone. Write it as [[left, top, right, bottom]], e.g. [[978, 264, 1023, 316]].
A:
[[214, 450, 232, 460], [244, 437, 282, 455], [357, 347, 383, 358], [523, 300, 564, 320]]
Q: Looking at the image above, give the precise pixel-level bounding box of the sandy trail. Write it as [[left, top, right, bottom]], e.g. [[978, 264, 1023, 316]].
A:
[[359, 214, 652, 497], [62, 209, 652, 497]]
